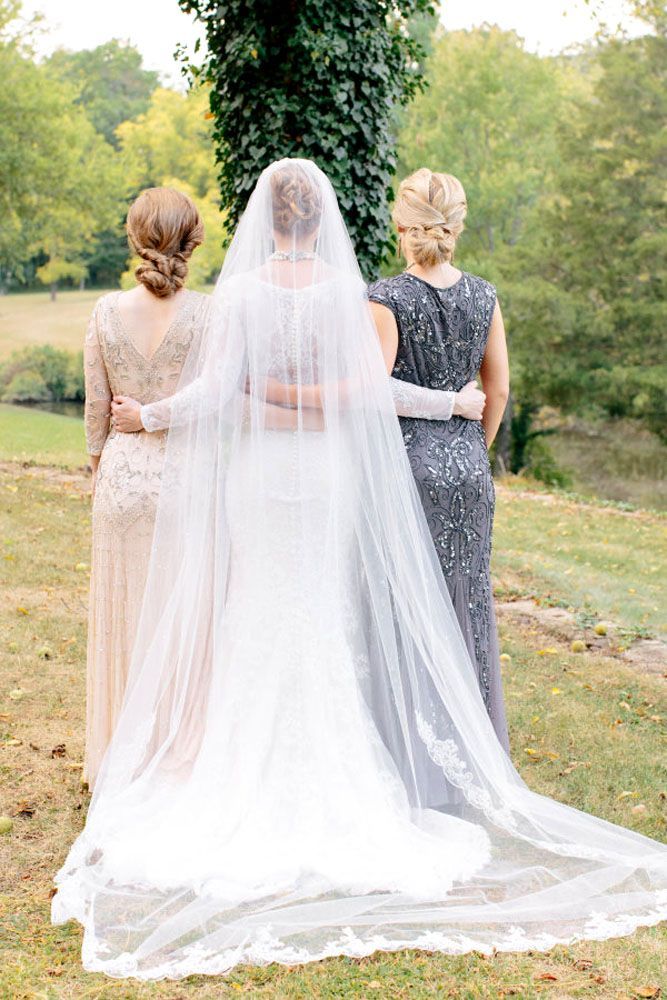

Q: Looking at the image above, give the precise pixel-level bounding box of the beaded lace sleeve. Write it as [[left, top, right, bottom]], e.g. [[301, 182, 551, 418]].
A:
[[390, 378, 455, 420]]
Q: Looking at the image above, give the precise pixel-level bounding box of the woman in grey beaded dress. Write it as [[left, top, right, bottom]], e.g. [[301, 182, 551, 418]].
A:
[[369, 168, 511, 751]]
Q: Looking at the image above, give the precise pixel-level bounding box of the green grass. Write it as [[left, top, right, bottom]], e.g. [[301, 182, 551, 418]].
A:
[[0, 289, 113, 357], [0, 404, 87, 469], [0, 464, 665, 998], [494, 479, 666, 638]]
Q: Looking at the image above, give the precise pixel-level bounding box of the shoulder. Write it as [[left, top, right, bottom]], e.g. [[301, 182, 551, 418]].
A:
[[91, 290, 118, 316], [184, 288, 212, 315], [460, 271, 497, 305], [85, 291, 118, 340], [367, 273, 414, 312]]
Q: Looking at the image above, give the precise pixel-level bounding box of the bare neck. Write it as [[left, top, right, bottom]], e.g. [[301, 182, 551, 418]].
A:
[[404, 259, 462, 288]]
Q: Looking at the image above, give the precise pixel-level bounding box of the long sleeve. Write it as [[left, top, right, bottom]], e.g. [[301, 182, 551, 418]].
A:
[[84, 304, 111, 456], [141, 378, 325, 434], [389, 378, 455, 421], [140, 377, 210, 433]]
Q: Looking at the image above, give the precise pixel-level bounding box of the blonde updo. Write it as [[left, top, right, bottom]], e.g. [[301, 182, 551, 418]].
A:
[[126, 187, 204, 299], [393, 168, 467, 267], [271, 164, 323, 239]]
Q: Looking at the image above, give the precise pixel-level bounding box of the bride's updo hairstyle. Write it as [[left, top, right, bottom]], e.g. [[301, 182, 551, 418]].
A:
[[393, 168, 467, 267], [270, 162, 323, 239], [126, 187, 204, 299]]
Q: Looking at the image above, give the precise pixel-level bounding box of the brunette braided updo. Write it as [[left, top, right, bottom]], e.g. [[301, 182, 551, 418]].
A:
[[126, 187, 204, 298]]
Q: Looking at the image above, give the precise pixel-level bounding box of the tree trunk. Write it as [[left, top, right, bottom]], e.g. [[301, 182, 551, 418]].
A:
[[50, 282, 58, 302]]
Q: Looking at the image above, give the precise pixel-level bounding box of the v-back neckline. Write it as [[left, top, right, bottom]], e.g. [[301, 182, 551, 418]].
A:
[[113, 290, 190, 364]]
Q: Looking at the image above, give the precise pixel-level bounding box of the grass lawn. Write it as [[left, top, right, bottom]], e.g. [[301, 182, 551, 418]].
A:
[[0, 461, 665, 998], [0, 404, 87, 469], [0, 289, 112, 357], [494, 481, 666, 639]]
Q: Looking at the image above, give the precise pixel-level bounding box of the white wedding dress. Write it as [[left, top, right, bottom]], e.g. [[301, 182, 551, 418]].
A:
[[53, 160, 667, 980]]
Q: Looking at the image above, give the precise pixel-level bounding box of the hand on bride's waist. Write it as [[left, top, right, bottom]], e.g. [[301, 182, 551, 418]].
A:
[[111, 395, 144, 433]]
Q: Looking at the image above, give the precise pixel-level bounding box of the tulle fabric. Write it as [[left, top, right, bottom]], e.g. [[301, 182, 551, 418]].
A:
[[52, 159, 667, 980]]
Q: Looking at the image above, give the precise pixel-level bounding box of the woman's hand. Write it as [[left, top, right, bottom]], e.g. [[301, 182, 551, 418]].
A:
[[111, 396, 143, 433], [453, 381, 486, 420]]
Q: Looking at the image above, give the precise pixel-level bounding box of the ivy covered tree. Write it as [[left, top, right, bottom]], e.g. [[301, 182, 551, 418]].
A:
[[178, 0, 434, 277]]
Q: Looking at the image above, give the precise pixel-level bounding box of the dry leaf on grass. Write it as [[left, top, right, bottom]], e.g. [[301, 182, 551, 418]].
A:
[[633, 988, 661, 999], [11, 800, 35, 817], [50, 743, 66, 758]]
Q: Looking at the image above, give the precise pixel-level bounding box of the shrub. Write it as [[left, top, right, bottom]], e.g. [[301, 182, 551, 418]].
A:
[[0, 345, 83, 403], [524, 436, 572, 490], [1, 369, 50, 403]]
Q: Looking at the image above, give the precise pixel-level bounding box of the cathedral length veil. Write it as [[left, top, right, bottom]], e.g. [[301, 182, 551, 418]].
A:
[[53, 159, 667, 979]]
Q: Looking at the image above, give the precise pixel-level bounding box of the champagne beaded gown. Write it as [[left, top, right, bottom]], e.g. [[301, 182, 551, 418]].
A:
[[82, 289, 209, 785]]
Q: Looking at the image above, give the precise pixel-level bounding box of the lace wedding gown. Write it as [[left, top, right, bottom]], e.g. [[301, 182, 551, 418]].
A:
[[53, 160, 667, 980]]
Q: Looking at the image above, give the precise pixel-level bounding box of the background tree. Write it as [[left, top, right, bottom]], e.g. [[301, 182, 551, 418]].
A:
[[117, 86, 226, 285], [178, 0, 435, 277], [47, 40, 160, 288], [0, 1, 125, 293], [397, 26, 576, 275], [47, 40, 159, 147], [515, 9, 667, 445]]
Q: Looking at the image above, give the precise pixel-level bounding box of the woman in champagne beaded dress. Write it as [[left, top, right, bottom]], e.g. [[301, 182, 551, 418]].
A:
[[82, 187, 208, 786], [369, 169, 511, 751]]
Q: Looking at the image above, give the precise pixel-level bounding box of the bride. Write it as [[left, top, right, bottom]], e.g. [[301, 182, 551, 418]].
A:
[[53, 159, 666, 980]]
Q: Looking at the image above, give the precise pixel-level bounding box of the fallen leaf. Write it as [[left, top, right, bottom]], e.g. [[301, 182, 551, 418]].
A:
[[633, 988, 661, 999], [11, 801, 35, 818], [560, 760, 590, 776], [535, 972, 558, 981], [51, 744, 67, 758]]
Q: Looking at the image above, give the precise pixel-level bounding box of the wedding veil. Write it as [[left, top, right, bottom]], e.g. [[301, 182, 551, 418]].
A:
[[52, 159, 667, 979]]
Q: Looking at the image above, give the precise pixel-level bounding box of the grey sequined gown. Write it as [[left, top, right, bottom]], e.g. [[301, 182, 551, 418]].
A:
[[368, 271, 510, 752]]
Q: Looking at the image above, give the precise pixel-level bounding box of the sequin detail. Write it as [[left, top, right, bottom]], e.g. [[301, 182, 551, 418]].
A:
[[368, 272, 502, 737]]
